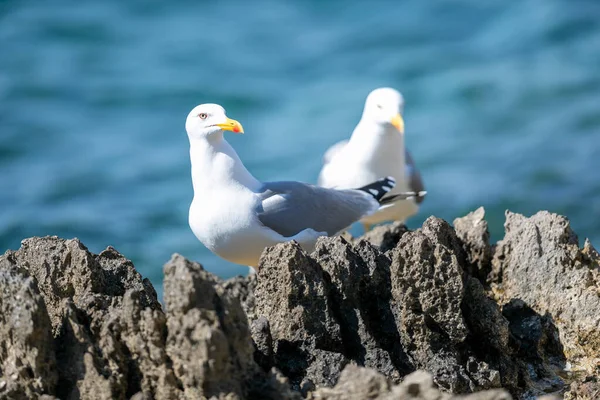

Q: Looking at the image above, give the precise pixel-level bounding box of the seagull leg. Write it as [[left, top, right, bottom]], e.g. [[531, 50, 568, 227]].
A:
[[362, 223, 372, 232]]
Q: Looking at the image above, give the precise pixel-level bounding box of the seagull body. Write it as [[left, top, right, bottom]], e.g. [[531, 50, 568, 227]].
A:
[[186, 104, 408, 267], [318, 88, 425, 230]]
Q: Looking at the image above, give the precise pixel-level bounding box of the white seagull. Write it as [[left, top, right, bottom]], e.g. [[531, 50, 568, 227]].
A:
[[318, 88, 426, 231], [186, 103, 417, 268]]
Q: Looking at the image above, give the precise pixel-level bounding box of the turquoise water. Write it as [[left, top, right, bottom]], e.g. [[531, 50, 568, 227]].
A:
[[2, 1, 599, 294]]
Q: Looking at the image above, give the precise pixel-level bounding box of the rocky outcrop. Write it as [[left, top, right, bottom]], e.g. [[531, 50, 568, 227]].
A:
[[0, 208, 598, 399], [0, 237, 295, 400], [0, 257, 57, 399], [248, 215, 574, 399], [311, 365, 512, 400], [491, 211, 600, 370]]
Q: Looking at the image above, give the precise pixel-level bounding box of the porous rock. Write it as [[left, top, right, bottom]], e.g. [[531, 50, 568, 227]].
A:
[[491, 211, 600, 372], [357, 221, 409, 253], [253, 241, 344, 389], [0, 256, 57, 399], [311, 365, 512, 400], [454, 207, 492, 282], [247, 210, 596, 399], [163, 254, 256, 399], [0, 237, 297, 400], [1, 206, 599, 400], [0, 237, 177, 400]]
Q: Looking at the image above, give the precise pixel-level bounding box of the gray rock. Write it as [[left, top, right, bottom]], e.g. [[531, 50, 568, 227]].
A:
[[3, 237, 178, 399], [245, 211, 583, 398], [454, 207, 492, 282], [313, 237, 412, 382], [0, 237, 296, 400], [163, 254, 256, 399], [253, 241, 344, 388], [389, 217, 473, 392], [219, 273, 257, 320], [0, 255, 56, 399], [357, 221, 409, 253], [311, 365, 512, 400], [491, 211, 600, 372], [1, 206, 599, 400]]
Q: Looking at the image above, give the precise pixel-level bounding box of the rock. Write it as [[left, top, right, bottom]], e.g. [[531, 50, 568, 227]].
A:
[[357, 221, 409, 253], [454, 207, 492, 282], [250, 316, 274, 368], [311, 365, 512, 400], [491, 211, 600, 373], [253, 241, 344, 388], [218, 273, 257, 320], [1, 206, 599, 400], [2, 237, 179, 399], [310, 364, 391, 400], [246, 211, 589, 398], [389, 217, 473, 392], [0, 237, 295, 400], [163, 254, 256, 399], [0, 255, 57, 399], [313, 237, 412, 382], [564, 375, 600, 400]]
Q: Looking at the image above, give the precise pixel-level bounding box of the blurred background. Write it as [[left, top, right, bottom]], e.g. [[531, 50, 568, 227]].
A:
[[1, 1, 599, 296]]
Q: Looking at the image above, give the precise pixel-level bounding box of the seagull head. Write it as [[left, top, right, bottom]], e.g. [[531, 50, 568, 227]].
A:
[[362, 88, 405, 133], [185, 103, 244, 139]]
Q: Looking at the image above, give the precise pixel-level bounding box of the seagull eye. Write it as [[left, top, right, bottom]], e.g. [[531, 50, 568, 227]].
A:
[[376, 104, 383, 110], [198, 113, 208, 120]]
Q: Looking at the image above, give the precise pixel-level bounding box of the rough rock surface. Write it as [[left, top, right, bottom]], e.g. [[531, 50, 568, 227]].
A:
[[454, 207, 492, 282], [0, 257, 57, 399], [311, 365, 512, 400], [0, 208, 598, 399], [491, 211, 600, 372], [0, 237, 295, 400]]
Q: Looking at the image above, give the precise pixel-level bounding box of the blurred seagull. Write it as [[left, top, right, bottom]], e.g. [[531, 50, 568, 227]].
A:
[[318, 88, 426, 231], [186, 103, 418, 268]]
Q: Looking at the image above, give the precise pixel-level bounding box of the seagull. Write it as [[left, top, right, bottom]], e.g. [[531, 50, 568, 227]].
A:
[[185, 103, 417, 268], [318, 88, 426, 231]]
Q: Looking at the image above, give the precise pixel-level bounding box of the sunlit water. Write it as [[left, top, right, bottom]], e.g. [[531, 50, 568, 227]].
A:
[[2, 1, 599, 297]]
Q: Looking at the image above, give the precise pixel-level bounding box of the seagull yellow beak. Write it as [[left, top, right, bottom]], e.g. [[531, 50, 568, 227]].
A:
[[391, 113, 404, 133], [215, 118, 244, 134]]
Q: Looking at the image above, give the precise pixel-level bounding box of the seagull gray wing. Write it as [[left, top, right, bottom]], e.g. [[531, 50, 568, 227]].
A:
[[405, 149, 426, 204], [255, 181, 378, 237]]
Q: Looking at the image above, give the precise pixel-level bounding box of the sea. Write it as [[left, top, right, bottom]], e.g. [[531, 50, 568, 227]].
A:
[[1, 0, 599, 297]]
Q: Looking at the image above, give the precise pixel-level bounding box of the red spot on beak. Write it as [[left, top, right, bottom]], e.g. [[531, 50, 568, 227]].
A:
[[233, 126, 240, 133]]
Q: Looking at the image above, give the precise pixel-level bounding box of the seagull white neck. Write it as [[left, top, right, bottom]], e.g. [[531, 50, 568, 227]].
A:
[[348, 120, 406, 168], [189, 132, 261, 194]]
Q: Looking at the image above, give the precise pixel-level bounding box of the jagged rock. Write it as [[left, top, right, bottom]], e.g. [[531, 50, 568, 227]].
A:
[[1, 237, 179, 399], [564, 375, 600, 399], [0, 237, 297, 400], [313, 237, 412, 382], [253, 241, 344, 388], [389, 217, 474, 392], [1, 206, 599, 400], [491, 211, 600, 373], [310, 365, 512, 400], [247, 212, 582, 398], [0, 256, 57, 399], [163, 254, 257, 399], [454, 207, 492, 282], [219, 274, 257, 320], [357, 221, 409, 253]]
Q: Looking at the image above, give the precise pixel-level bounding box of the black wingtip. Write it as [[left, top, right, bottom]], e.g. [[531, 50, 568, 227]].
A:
[[380, 190, 428, 205], [356, 176, 396, 202]]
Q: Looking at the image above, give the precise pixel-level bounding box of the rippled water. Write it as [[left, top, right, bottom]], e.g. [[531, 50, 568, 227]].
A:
[[1, 1, 599, 294]]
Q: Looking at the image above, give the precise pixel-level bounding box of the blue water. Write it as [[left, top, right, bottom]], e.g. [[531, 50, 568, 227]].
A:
[[2, 1, 599, 295]]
